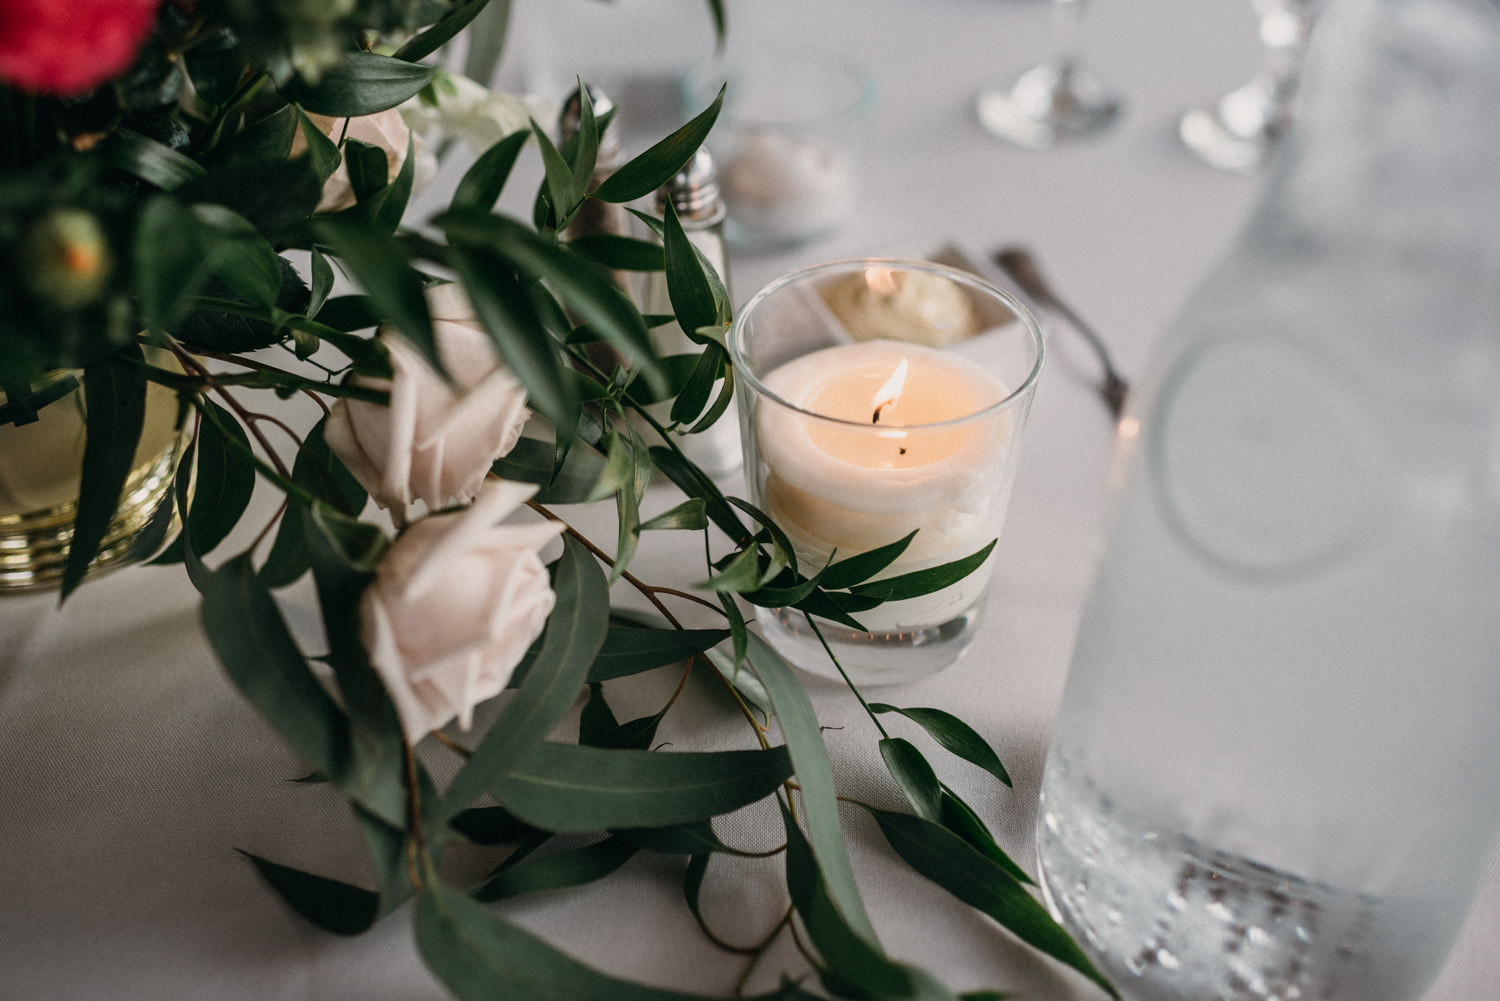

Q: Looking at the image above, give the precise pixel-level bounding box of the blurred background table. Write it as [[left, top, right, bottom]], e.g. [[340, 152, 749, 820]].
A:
[[2, 0, 1495, 998]]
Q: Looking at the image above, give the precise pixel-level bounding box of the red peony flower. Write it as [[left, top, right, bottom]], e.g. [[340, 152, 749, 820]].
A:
[[0, 0, 164, 96]]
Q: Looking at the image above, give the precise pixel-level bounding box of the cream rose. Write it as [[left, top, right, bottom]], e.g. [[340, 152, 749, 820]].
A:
[[291, 108, 423, 213], [325, 283, 530, 512], [362, 479, 564, 741]]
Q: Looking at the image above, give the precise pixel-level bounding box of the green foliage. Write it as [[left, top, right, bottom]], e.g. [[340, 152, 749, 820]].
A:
[[0, 5, 1111, 999]]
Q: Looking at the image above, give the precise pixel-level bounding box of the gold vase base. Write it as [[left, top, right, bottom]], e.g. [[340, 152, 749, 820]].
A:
[[0, 448, 180, 594]]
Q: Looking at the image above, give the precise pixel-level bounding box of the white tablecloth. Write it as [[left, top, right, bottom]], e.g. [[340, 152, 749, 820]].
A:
[[3, 1, 1496, 998]]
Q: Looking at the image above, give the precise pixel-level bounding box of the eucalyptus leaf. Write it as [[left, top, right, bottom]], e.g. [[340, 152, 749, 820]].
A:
[[472, 836, 637, 903], [529, 117, 579, 227], [589, 626, 729, 683], [450, 805, 540, 846], [579, 683, 660, 750], [192, 204, 282, 308], [439, 535, 607, 826], [240, 850, 379, 936], [611, 821, 736, 856], [863, 806, 1120, 999], [495, 742, 792, 832], [778, 801, 932, 1001], [744, 632, 877, 945], [869, 704, 1012, 788], [62, 348, 148, 599], [668, 343, 720, 429], [201, 552, 352, 785], [878, 738, 943, 823], [416, 875, 801, 1001]]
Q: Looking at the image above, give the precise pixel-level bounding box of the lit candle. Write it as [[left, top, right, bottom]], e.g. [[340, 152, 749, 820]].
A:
[[754, 339, 1014, 632]]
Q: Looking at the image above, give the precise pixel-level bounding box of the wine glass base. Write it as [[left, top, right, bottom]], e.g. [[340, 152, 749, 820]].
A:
[[977, 61, 1124, 149], [1178, 74, 1289, 172]]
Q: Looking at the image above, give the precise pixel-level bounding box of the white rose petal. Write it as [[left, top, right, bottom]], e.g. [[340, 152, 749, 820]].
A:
[[325, 283, 531, 512], [362, 480, 564, 741]]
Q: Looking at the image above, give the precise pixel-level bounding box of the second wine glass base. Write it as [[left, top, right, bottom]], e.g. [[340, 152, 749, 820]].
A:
[[977, 60, 1124, 149], [1178, 74, 1289, 173]]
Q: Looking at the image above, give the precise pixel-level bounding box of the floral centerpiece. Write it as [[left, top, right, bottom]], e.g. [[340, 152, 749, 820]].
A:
[[0, 2, 1114, 998]]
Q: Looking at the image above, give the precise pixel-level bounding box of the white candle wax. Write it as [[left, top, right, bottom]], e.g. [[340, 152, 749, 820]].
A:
[[755, 339, 1013, 632]]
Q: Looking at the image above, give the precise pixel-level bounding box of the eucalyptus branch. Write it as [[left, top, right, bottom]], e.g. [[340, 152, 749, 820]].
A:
[[403, 742, 427, 892], [804, 613, 889, 741], [525, 498, 687, 631], [733, 905, 797, 996]]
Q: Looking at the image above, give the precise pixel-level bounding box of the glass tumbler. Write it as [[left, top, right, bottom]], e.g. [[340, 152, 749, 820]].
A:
[[728, 259, 1043, 686]]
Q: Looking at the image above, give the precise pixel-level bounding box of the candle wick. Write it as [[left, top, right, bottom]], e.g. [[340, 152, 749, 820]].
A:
[[872, 404, 883, 425]]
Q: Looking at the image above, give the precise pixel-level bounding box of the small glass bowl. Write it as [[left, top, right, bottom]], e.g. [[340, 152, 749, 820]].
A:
[[683, 48, 876, 251]]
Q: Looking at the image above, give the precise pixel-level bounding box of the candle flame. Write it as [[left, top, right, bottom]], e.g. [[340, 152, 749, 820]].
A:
[[864, 267, 900, 296], [870, 359, 908, 424]]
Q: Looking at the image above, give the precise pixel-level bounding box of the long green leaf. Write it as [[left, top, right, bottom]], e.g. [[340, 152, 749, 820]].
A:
[[864, 806, 1120, 999], [185, 398, 255, 558], [201, 552, 352, 781], [471, 836, 637, 902], [744, 632, 878, 945], [870, 704, 1012, 788], [590, 86, 725, 204], [134, 196, 216, 334], [283, 52, 436, 116], [451, 129, 530, 213], [451, 252, 576, 430], [313, 217, 437, 373], [439, 535, 606, 824], [851, 540, 998, 603], [495, 742, 792, 832], [394, 0, 492, 61], [492, 434, 605, 505], [819, 531, 918, 590], [62, 348, 148, 599], [416, 875, 800, 1001], [588, 626, 728, 682], [878, 737, 943, 823], [938, 787, 1032, 886], [240, 850, 379, 936], [662, 201, 720, 337]]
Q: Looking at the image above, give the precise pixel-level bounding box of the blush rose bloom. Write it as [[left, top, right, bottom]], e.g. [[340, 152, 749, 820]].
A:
[[290, 108, 426, 214], [0, 0, 161, 95], [325, 283, 530, 512], [362, 480, 564, 741]]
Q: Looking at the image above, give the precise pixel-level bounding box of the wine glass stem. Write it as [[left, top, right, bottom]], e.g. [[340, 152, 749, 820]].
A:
[[1052, 0, 1091, 70]]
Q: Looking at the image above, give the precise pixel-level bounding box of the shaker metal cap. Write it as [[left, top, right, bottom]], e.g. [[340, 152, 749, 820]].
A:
[[657, 149, 726, 225]]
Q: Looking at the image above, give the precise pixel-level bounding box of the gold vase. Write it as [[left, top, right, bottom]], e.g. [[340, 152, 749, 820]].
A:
[[0, 358, 187, 593]]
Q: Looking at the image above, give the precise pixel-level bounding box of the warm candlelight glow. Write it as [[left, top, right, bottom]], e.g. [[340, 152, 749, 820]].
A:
[[864, 266, 900, 296], [870, 360, 909, 424]]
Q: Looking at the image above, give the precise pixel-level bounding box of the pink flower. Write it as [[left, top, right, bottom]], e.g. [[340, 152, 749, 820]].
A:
[[0, 0, 162, 95], [325, 283, 530, 512], [361, 480, 563, 741]]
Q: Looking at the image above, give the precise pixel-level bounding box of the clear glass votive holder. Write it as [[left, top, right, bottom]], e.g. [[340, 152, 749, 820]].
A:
[[728, 259, 1045, 685], [682, 48, 875, 250]]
